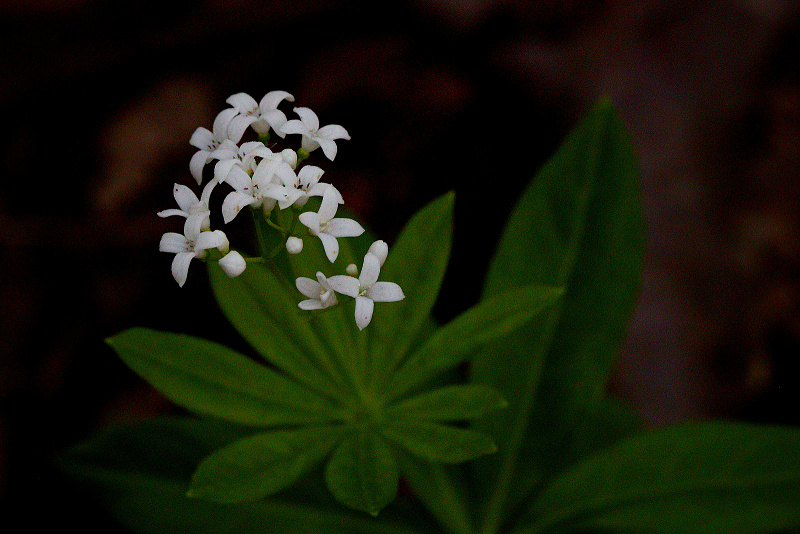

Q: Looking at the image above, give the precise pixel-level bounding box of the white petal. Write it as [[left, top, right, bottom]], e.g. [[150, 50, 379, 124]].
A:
[[196, 230, 229, 253], [359, 252, 381, 287], [183, 212, 207, 240], [227, 114, 258, 144], [212, 108, 238, 141], [296, 276, 322, 299], [159, 232, 188, 253], [327, 218, 365, 238], [318, 232, 339, 262], [315, 137, 338, 161], [226, 92, 258, 113], [368, 240, 389, 266], [327, 275, 360, 298], [199, 178, 218, 205], [173, 183, 199, 212], [367, 282, 404, 302], [318, 124, 350, 140], [279, 120, 307, 136], [298, 211, 320, 235], [299, 299, 326, 310], [157, 208, 187, 219], [298, 165, 324, 188], [279, 148, 298, 168], [354, 296, 374, 331], [225, 167, 254, 193], [189, 127, 213, 149], [318, 187, 339, 222], [293, 107, 319, 131], [222, 191, 256, 223], [189, 150, 210, 184], [259, 90, 294, 111], [261, 109, 288, 136], [218, 250, 246, 277], [171, 252, 195, 287]]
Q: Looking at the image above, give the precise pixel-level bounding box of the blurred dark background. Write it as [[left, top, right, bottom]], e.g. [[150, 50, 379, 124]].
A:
[[2, 0, 799, 530]]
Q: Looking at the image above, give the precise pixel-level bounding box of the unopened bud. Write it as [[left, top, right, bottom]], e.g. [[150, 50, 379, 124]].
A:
[[346, 263, 358, 276], [286, 236, 304, 254], [219, 251, 246, 278], [368, 240, 389, 265]]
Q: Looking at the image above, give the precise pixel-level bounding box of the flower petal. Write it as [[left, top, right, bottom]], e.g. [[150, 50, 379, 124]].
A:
[[279, 119, 307, 136], [318, 188, 340, 222], [368, 240, 389, 266], [318, 124, 351, 140], [173, 183, 199, 212], [159, 232, 188, 253], [354, 296, 374, 331], [259, 90, 294, 112], [315, 137, 338, 161], [318, 232, 340, 262], [157, 208, 187, 219], [366, 281, 404, 302], [196, 230, 229, 253], [261, 109, 288, 136], [296, 277, 322, 299], [299, 299, 326, 310], [327, 275, 360, 298], [227, 114, 258, 144], [298, 165, 324, 189], [212, 108, 238, 141], [298, 211, 320, 235], [189, 150, 210, 184], [326, 218, 365, 238], [171, 252, 196, 287], [226, 92, 258, 113], [359, 252, 381, 287], [222, 191, 256, 223], [293, 107, 319, 132]]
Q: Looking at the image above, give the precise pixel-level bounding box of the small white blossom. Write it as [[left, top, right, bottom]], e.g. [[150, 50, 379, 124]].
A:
[[296, 272, 338, 310], [159, 213, 229, 287], [280, 107, 350, 161], [218, 250, 247, 278], [298, 188, 364, 262], [212, 141, 273, 185], [157, 180, 217, 231], [328, 252, 404, 330], [220, 151, 299, 222], [272, 164, 342, 210], [189, 108, 238, 184], [286, 236, 304, 254], [226, 91, 295, 143]]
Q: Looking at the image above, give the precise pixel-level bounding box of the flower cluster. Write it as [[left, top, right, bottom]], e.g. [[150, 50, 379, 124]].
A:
[[158, 91, 403, 329]]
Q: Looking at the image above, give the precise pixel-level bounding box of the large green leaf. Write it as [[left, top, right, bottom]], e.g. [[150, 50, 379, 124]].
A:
[[471, 99, 645, 531], [60, 418, 441, 534], [208, 259, 348, 402], [107, 328, 345, 426], [386, 284, 562, 402], [516, 422, 800, 534], [369, 192, 455, 391], [189, 425, 346, 503], [381, 421, 496, 464], [325, 430, 400, 516]]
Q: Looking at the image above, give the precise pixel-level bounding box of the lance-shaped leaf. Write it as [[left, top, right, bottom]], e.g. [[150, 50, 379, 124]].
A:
[[208, 261, 348, 402], [386, 385, 507, 422], [325, 430, 400, 516], [386, 284, 563, 402], [370, 192, 455, 387], [471, 99, 645, 529], [189, 425, 346, 503], [107, 328, 345, 426], [61, 418, 442, 534], [517, 422, 800, 534], [381, 420, 496, 463]]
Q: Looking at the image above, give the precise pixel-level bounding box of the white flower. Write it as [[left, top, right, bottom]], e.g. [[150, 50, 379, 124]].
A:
[[157, 180, 217, 231], [226, 91, 295, 143], [296, 272, 338, 310], [159, 213, 229, 287], [328, 252, 404, 330], [218, 250, 246, 278], [298, 188, 364, 262], [220, 150, 299, 222], [212, 141, 273, 185], [271, 164, 343, 209], [189, 108, 239, 184], [367, 240, 389, 266], [280, 107, 350, 161], [286, 237, 304, 254]]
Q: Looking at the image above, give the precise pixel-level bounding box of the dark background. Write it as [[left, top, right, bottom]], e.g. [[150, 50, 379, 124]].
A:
[[2, 0, 799, 530]]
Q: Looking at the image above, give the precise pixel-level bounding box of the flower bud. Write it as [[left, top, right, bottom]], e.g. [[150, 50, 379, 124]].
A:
[[286, 236, 304, 254], [368, 240, 389, 265], [346, 263, 358, 276], [219, 251, 246, 278]]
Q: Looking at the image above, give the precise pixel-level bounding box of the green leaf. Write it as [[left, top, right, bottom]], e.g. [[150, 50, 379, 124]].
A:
[[386, 385, 507, 422], [189, 425, 346, 503], [381, 420, 496, 463], [370, 192, 455, 389], [61, 418, 442, 534], [325, 430, 400, 516], [208, 260, 349, 402], [387, 284, 563, 402], [107, 328, 345, 426], [517, 422, 800, 534], [471, 99, 645, 531]]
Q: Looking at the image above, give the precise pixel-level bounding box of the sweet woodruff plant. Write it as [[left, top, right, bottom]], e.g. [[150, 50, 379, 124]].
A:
[[63, 94, 800, 534]]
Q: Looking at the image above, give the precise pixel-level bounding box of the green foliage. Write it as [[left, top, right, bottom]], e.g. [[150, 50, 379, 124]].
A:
[[68, 99, 800, 534]]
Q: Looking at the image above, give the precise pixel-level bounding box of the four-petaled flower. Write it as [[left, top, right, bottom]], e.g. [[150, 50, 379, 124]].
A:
[[226, 91, 295, 143], [157, 180, 217, 231], [296, 272, 338, 310], [189, 108, 238, 184], [328, 251, 405, 330], [159, 213, 229, 287], [299, 188, 364, 262], [281, 107, 350, 161], [272, 164, 342, 210]]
